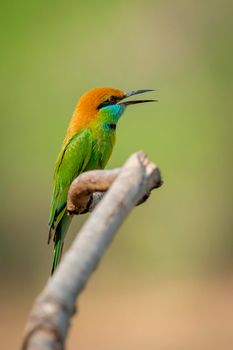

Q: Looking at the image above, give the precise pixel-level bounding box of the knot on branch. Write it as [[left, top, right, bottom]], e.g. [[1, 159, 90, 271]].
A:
[[67, 151, 162, 215]]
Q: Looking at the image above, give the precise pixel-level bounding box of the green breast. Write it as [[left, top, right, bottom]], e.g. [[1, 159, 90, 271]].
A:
[[85, 128, 115, 170]]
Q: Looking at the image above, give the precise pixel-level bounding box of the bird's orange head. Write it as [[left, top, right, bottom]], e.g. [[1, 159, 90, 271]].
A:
[[66, 87, 156, 139], [78, 87, 125, 113]]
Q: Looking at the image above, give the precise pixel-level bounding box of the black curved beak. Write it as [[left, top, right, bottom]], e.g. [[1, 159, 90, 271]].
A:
[[118, 89, 157, 106]]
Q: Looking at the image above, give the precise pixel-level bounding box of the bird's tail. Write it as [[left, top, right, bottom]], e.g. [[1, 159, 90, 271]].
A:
[[51, 214, 72, 274]]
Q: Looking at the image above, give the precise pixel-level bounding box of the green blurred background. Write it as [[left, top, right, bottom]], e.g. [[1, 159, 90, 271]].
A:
[[1, 0, 233, 349]]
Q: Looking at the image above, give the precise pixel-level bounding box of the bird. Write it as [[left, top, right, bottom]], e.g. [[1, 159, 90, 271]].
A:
[[48, 87, 156, 274]]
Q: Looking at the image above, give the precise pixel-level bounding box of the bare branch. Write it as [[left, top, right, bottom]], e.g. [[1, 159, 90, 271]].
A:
[[67, 160, 162, 215], [67, 168, 120, 214], [22, 151, 162, 350]]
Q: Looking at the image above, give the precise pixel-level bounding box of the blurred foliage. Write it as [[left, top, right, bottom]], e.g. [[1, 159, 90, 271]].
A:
[[0, 0, 233, 287]]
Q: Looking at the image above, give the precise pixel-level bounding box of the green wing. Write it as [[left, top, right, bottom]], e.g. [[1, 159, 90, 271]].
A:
[[49, 129, 93, 229]]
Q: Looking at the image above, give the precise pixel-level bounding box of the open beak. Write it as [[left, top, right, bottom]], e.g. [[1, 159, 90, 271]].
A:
[[118, 89, 157, 106]]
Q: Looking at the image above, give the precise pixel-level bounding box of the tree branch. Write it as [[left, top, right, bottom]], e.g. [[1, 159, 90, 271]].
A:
[[22, 151, 162, 350], [67, 168, 121, 214]]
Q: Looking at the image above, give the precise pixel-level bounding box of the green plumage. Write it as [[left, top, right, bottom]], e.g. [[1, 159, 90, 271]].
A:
[[49, 108, 121, 274]]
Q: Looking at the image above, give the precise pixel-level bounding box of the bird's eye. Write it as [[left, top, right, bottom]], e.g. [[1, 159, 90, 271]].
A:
[[97, 96, 117, 109], [108, 96, 117, 104]]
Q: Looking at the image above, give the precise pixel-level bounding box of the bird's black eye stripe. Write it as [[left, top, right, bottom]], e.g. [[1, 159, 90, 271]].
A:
[[98, 96, 118, 109], [97, 101, 109, 109]]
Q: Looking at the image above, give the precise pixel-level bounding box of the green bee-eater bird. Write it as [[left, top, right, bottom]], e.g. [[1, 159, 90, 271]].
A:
[[48, 87, 155, 273]]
